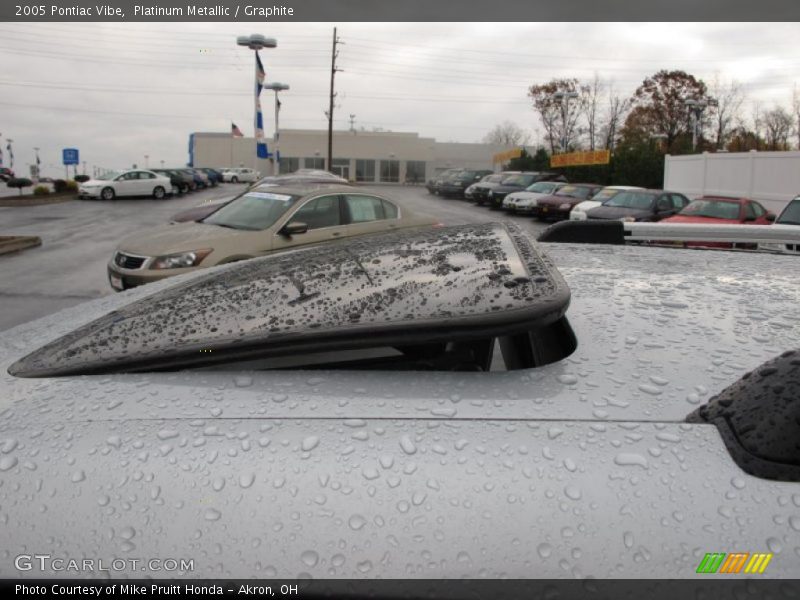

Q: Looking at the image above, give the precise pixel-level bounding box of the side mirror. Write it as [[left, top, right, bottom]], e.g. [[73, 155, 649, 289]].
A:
[[766, 213, 776, 223], [281, 221, 308, 236]]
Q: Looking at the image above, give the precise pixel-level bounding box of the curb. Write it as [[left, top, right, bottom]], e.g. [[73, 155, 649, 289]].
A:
[[0, 236, 43, 256]]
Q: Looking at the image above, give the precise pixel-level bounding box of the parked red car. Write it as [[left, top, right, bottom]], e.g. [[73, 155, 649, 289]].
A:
[[533, 183, 604, 221], [661, 196, 776, 248]]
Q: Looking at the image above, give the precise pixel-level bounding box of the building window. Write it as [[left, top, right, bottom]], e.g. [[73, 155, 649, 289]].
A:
[[380, 160, 399, 183], [304, 157, 325, 170], [279, 157, 299, 174], [331, 158, 351, 180], [405, 161, 426, 184], [355, 159, 375, 183]]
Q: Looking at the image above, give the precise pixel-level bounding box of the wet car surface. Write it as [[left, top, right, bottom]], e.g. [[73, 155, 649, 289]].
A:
[[1, 225, 799, 578]]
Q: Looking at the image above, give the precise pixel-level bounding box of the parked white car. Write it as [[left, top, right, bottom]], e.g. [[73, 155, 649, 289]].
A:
[[221, 168, 259, 183], [502, 180, 567, 213], [569, 185, 643, 220], [78, 169, 173, 200]]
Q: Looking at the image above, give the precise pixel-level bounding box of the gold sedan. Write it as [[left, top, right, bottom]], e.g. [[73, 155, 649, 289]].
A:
[[107, 184, 437, 291]]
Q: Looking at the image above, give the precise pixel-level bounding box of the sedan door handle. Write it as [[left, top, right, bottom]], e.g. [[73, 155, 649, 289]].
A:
[[331, 232, 341, 237]]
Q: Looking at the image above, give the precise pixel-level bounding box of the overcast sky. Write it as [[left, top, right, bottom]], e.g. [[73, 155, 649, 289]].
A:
[[1, 22, 799, 174]]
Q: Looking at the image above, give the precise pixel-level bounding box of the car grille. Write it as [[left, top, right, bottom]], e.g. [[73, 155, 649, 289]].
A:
[[115, 252, 147, 270]]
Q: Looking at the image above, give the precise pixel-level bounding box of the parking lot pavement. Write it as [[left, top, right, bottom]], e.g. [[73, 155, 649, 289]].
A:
[[0, 184, 551, 332], [0, 185, 245, 332]]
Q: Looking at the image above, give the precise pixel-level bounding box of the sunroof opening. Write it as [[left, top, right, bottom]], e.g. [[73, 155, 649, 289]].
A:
[[183, 317, 577, 372], [9, 222, 574, 378]]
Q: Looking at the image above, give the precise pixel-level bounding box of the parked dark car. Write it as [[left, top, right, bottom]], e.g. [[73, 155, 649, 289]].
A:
[[426, 168, 463, 195], [167, 169, 197, 194], [471, 171, 521, 205], [486, 172, 568, 209], [199, 167, 223, 186], [586, 189, 691, 223], [0, 167, 14, 182], [533, 184, 606, 220], [178, 168, 206, 190], [438, 169, 494, 198], [151, 169, 186, 194]]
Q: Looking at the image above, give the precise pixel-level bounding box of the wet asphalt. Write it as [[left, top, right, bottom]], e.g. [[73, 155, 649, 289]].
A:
[[0, 184, 551, 332]]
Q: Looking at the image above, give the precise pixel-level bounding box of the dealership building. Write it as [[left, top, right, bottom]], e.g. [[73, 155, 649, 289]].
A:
[[189, 129, 514, 182]]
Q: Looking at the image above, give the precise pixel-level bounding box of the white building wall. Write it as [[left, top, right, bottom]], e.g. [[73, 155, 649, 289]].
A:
[[664, 150, 800, 213], [190, 130, 514, 183]]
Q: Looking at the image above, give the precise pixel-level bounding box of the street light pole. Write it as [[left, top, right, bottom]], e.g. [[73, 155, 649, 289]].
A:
[[551, 91, 579, 153], [264, 82, 289, 176], [684, 97, 717, 152]]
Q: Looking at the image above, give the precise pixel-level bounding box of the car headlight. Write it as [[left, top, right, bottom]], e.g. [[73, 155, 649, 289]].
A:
[[620, 216, 636, 223], [150, 249, 213, 270], [488, 191, 494, 198], [559, 203, 571, 211]]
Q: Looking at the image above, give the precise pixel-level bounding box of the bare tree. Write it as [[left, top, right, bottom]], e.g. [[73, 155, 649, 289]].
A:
[[763, 106, 793, 150], [482, 121, 531, 146], [709, 74, 745, 150], [582, 73, 604, 150], [599, 82, 632, 151], [528, 78, 583, 153], [751, 101, 764, 150]]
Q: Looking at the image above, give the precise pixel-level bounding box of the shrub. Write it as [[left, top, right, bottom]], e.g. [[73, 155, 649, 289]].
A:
[[65, 180, 79, 192], [33, 185, 50, 195], [53, 179, 68, 193], [74, 174, 90, 183], [7, 178, 33, 195]]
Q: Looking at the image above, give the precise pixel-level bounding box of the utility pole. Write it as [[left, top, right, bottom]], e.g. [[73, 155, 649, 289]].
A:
[[349, 114, 356, 133], [327, 27, 342, 171]]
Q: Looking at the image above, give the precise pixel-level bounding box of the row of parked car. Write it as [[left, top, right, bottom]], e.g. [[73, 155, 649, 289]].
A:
[[428, 168, 800, 252], [77, 167, 261, 200]]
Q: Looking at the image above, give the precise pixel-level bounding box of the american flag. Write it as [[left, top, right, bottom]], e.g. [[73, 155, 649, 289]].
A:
[[231, 123, 244, 137]]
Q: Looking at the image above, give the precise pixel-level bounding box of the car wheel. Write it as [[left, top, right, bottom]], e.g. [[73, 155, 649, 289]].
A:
[[231, 176, 239, 183], [180, 183, 189, 194], [153, 186, 166, 199], [101, 187, 115, 201]]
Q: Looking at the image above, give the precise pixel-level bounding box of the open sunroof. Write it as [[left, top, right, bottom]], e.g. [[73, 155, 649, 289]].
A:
[[9, 222, 571, 377]]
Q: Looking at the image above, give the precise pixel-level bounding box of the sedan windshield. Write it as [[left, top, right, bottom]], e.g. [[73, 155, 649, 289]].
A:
[[679, 199, 740, 219], [501, 174, 536, 187], [525, 181, 558, 194], [605, 191, 656, 209], [777, 200, 800, 225], [591, 188, 623, 202], [203, 189, 301, 230], [484, 174, 506, 184], [555, 185, 593, 199]]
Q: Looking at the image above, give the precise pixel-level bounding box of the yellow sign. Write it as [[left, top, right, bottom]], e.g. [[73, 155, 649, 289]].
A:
[[550, 149, 611, 168], [492, 148, 523, 164]]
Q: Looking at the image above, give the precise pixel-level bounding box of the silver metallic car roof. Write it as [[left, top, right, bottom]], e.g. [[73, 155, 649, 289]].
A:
[[0, 240, 798, 578]]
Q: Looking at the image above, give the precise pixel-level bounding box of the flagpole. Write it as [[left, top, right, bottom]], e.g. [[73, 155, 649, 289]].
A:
[[253, 53, 258, 175]]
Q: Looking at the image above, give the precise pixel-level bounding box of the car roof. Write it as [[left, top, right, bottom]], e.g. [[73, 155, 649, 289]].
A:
[[2, 233, 799, 578], [4, 239, 797, 423], [248, 183, 357, 196], [696, 195, 749, 203]]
